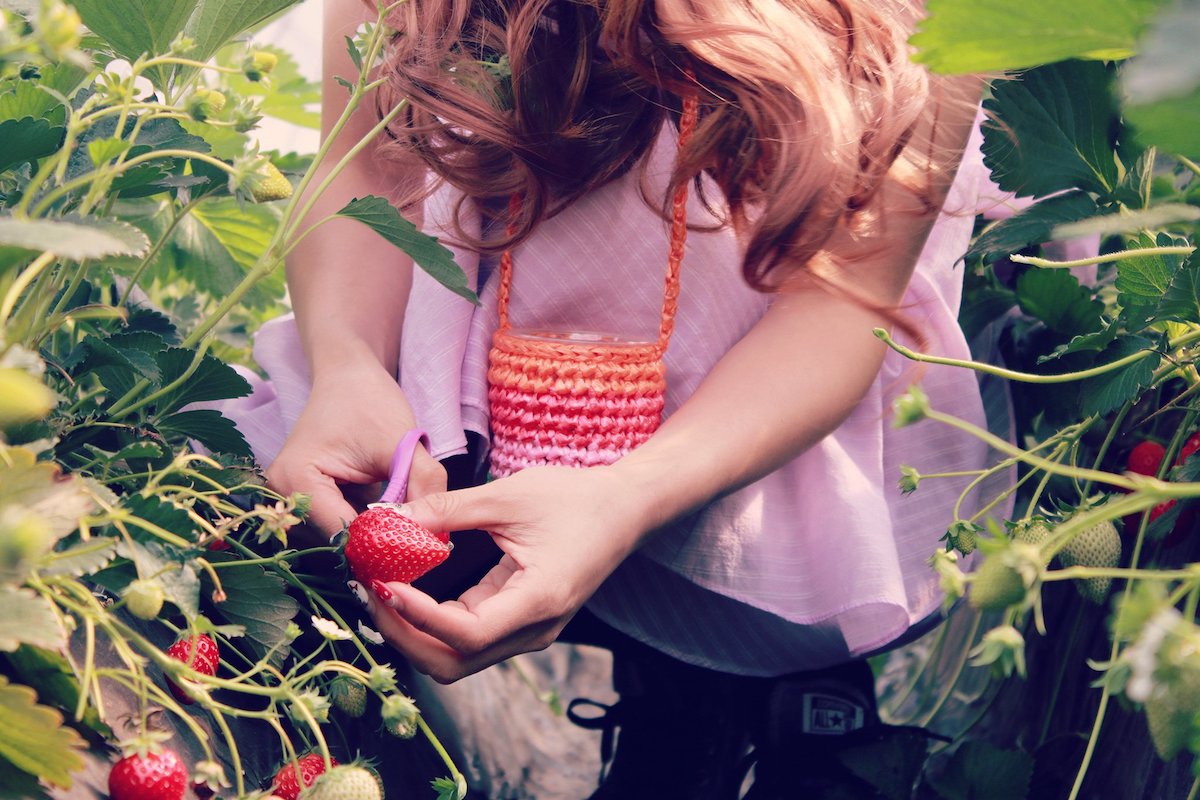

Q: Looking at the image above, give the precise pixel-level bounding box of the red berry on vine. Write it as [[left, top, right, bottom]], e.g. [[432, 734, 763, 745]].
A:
[[1179, 432, 1200, 466], [108, 749, 189, 800], [272, 753, 338, 800], [164, 633, 219, 705], [1127, 440, 1167, 476]]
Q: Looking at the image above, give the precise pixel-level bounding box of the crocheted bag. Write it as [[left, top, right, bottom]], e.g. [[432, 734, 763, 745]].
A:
[[487, 94, 697, 479]]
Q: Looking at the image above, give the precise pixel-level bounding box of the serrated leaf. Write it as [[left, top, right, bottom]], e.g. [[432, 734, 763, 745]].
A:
[[0, 216, 149, 260], [1078, 335, 1160, 417], [38, 536, 118, 578], [1116, 232, 1189, 328], [217, 44, 320, 129], [87, 136, 132, 166], [3, 646, 110, 743], [982, 61, 1121, 199], [70, 0, 193, 67], [152, 348, 252, 416], [1016, 268, 1105, 338], [1157, 257, 1200, 324], [1036, 323, 1121, 364], [0, 449, 95, 544], [168, 196, 285, 309], [0, 675, 86, 788], [337, 196, 477, 304], [181, 0, 303, 66], [0, 117, 64, 173], [910, 0, 1162, 74], [837, 727, 930, 800], [202, 556, 298, 661], [156, 409, 251, 457], [926, 739, 1033, 800], [968, 191, 1100, 261], [122, 495, 196, 542], [0, 588, 65, 652]]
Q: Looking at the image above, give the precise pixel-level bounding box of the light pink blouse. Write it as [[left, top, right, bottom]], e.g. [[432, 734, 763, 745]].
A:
[[228, 119, 1005, 675]]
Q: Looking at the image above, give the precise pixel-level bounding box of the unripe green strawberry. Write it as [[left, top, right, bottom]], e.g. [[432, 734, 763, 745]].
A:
[[242, 51, 278, 82], [381, 693, 419, 739], [1058, 519, 1121, 604], [248, 162, 293, 203], [123, 578, 165, 620], [1145, 671, 1200, 760], [1013, 520, 1051, 547], [968, 556, 1026, 610], [328, 677, 367, 718], [303, 765, 382, 800], [186, 88, 226, 122]]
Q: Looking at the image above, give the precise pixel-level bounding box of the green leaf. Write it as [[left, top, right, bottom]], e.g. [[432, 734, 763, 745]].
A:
[[183, 0, 303, 65], [122, 495, 196, 542], [168, 196, 285, 309], [217, 44, 321, 129], [178, 119, 250, 161], [0, 117, 64, 173], [0, 588, 65, 653], [0, 756, 45, 800], [967, 192, 1100, 261], [1157, 257, 1200, 324], [1015, 268, 1105, 338], [1078, 336, 1160, 417], [202, 556, 298, 661], [0, 79, 65, 125], [982, 61, 1121, 198], [156, 409, 252, 457], [1125, 87, 1200, 160], [926, 739, 1032, 800], [87, 136, 132, 167], [337, 196, 477, 304], [1116, 232, 1188, 327], [70, 0, 193, 66], [153, 348, 252, 416], [0, 216, 149, 260], [3, 646, 110, 743], [836, 727, 930, 800], [38, 536, 119, 578], [0, 675, 86, 788], [910, 0, 1163, 74]]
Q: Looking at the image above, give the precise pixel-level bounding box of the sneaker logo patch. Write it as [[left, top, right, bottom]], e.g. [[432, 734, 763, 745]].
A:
[[801, 692, 865, 735]]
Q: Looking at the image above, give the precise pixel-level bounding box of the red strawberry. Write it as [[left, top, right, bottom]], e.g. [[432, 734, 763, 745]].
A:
[[164, 634, 219, 705], [344, 506, 451, 584], [1179, 432, 1200, 466], [272, 753, 337, 800], [109, 749, 188, 800], [1128, 440, 1167, 476]]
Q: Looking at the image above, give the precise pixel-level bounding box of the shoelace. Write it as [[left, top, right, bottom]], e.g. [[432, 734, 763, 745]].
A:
[[565, 697, 621, 783]]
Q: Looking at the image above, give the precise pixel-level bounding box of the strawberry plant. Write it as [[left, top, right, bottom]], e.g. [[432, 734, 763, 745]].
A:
[[869, 1, 1200, 798], [0, 1, 471, 798]]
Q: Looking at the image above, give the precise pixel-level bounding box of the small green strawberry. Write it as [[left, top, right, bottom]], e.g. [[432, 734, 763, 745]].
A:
[[1012, 519, 1051, 548], [247, 162, 293, 203], [329, 677, 367, 718], [123, 578, 165, 620], [302, 765, 382, 800], [1057, 518, 1121, 604], [945, 521, 979, 556], [381, 693, 419, 739], [1145, 671, 1200, 760], [968, 556, 1026, 610]]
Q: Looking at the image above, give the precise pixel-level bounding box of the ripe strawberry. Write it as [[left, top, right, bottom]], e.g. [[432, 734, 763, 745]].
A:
[[1178, 432, 1200, 466], [968, 557, 1026, 610], [108, 749, 188, 800], [1127, 440, 1167, 477], [272, 753, 337, 800], [1057, 519, 1121, 604], [345, 506, 451, 585], [304, 765, 383, 800], [164, 633, 219, 705]]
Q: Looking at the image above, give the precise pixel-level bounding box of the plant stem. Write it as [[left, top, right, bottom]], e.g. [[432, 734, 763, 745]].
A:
[[1011, 245, 1195, 269], [0, 251, 56, 325]]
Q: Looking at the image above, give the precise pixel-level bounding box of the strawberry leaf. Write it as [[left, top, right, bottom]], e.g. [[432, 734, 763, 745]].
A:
[[1077, 335, 1161, 417], [0, 216, 150, 260], [925, 739, 1033, 800], [0, 589, 65, 653], [981, 60, 1121, 199], [38, 536, 119, 578], [910, 0, 1161, 74], [1116, 232, 1190, 328], [336, 196, 478, 305], [0, 675, 86, 789], [967, 191, 1100, 262], [156, 409, 252, 457], [201, 556, 298, 664], [1015, 268, 1104, 340]]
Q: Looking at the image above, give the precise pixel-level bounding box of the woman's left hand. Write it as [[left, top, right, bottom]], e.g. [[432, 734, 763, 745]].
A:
[[360, 464, 648, 683]]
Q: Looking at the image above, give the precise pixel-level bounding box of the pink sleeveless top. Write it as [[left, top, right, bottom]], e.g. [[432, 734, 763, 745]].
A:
[[230, 120, 1007, 674]]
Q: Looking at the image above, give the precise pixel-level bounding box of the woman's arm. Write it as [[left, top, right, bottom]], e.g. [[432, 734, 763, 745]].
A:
[[265, 1, 445, 534], [363, 75, 984, 682]]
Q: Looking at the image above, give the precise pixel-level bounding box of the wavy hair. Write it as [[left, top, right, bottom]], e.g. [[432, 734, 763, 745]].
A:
[[373, 0, 935, 291]]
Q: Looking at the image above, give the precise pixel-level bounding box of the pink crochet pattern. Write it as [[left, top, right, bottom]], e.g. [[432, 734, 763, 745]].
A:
[[487, 93, 697, 478]]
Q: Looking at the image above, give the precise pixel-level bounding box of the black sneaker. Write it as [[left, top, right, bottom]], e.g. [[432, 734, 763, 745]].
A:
[[567, 651, 751, 800]]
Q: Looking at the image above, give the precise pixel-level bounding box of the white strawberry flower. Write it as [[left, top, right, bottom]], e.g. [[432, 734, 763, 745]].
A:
[[311, 615, 353, 641], [357, 621, 384, 645]]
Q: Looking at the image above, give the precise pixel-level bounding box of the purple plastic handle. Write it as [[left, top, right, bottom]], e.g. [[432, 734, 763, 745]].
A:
[[378, 428, 430, 504]]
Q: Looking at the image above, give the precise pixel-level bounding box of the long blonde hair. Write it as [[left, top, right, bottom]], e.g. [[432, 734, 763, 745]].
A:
[[375, 0, 933, 291]]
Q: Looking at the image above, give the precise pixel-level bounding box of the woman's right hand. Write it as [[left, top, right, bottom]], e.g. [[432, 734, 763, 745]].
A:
[[265, 360, 447, 537]]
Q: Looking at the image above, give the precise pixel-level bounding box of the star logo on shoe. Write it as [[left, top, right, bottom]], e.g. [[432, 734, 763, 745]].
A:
[[801, 692, 865, 735]]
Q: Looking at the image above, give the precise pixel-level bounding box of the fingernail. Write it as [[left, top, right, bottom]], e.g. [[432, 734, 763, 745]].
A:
[[347, 581, 368, 607], [369, 579, 394, 604]]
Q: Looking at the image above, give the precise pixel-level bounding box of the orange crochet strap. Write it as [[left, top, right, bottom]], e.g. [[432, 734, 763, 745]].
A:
[[488, 90, 698, 478]]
